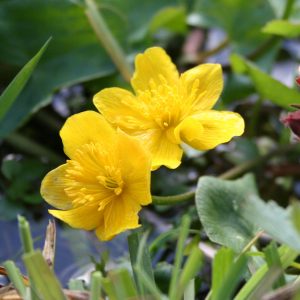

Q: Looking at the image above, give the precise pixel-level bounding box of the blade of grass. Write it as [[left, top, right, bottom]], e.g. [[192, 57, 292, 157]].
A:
[[89, 271, 102, 300], [18, 215, 34, 254], [213, 250, 248, 300], [264, 241, 286, 289], [0, 38, 50, 121], [184, 279, 195, 300], [108, 269, 138, 300], [134, 266, 163, 300], [235, 245, 299, 300], [23, 250, 66, 300], [211, 248, 234, 300], [169, 215, 191, 300], [247, 267, 282, 300], [3, 260, 27, 299], [128, 230, 155, 295], [178, 246, 203, 299], [101, 277, 118, 300]]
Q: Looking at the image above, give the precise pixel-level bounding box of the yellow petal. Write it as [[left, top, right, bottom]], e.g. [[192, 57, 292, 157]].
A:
[[117, 129, 152, 206], [49, 204, 102, 230], [131, 47, 179, 94], [93, 87, 152, 132], [41, 164, 72, 210], [60, 111, 116, 159], [176, 111, 245, 150], [150, 132, 183, 170], [95, 196, 141, 241], [179, 64, 223, 111]]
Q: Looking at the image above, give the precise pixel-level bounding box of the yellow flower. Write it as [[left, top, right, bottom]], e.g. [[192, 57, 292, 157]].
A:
[[94, 47, 244, 170], [41, 111, 151, 241]]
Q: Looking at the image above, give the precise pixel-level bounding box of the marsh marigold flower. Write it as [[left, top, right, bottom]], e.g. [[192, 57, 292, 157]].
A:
[[41, 111, 151, 241], [94, 47, 245, 170]]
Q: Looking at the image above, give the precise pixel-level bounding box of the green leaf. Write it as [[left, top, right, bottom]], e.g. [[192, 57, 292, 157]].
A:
[[169, 215, 191, 300], [108, 269, 138, 300], [3, 260, 27, 299], [0, 39, 50, 121], [235, 245, 299, 300], [23, 250, 66, 300], [230, 54, 299, 109], [212, 249, 248, 300], [128, 231, 155, 295], [291, 201, 300, 233], [263, 242, 285, 289], [211, 248, 234, 300], [148, 6, 187, 34], [262, 19, 300, 37], [197, 173, 300, 252], [178, 246, 203, 299], [89, 272, 102, 300], [241, 194, 300, 251], [0, 0, 178, 138], [191, 0, 275, 54], [196, 174, 259, 252]]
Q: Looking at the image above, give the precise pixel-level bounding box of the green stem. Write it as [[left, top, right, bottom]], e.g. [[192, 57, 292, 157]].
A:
[[169, 215, 191, 300], [5, 132, 64, 165], [198, 38, 229, 62], [89, 272, 102, 300], [84, 0, 133, 82], [152, 190, 195, 205], [18, 215, 34, 254], [152, 144, 300, 205], [282, 0, 295, 20], [3, 260, 27, 299]]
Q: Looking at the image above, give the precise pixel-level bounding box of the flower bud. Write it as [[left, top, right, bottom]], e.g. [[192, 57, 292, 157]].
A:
[[281, 110, 300, 140]]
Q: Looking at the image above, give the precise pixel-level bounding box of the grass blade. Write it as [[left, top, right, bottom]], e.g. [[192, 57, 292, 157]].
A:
[[264, 241, 286, 288], [3, 260, 27, 299], [169, 214, 191, 300], [23, 250, 66, 300], [128, 230, 155, 295], [89, 271, 102, 300], [0, 38, 50, 121]]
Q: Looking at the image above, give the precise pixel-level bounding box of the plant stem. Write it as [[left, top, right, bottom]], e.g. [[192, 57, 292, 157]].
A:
[[169, 215, 191, 300], [152, 190, 195, 205], [3, 260, 27, 299], [84, 0, 133, 82], [152, 144, 300, 205], [5, 132, 64, 165], [89, 272, 102, 300], [282, 0, 295, 20], [197, 38, 229, 62], [18, 216, 34, 254]]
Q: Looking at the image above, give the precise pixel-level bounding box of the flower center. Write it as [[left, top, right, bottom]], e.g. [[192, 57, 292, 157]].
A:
[[63, 143, 124, 209], [97, 174, 123, 195]]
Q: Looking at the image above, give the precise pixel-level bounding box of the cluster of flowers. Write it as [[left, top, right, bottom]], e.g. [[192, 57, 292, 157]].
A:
[[41, 47, 244, 241]]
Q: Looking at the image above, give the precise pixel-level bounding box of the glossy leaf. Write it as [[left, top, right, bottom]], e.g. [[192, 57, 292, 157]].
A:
[[0, 0, 177, 138], [263, 19, 300, 37], [197, 173, 300, 252], [196, 174, 259, 252], [149, 6, 187, 34], [242, 194, 300, 251], [190, 0, 275, 54], [230, 54, 299, 109]]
